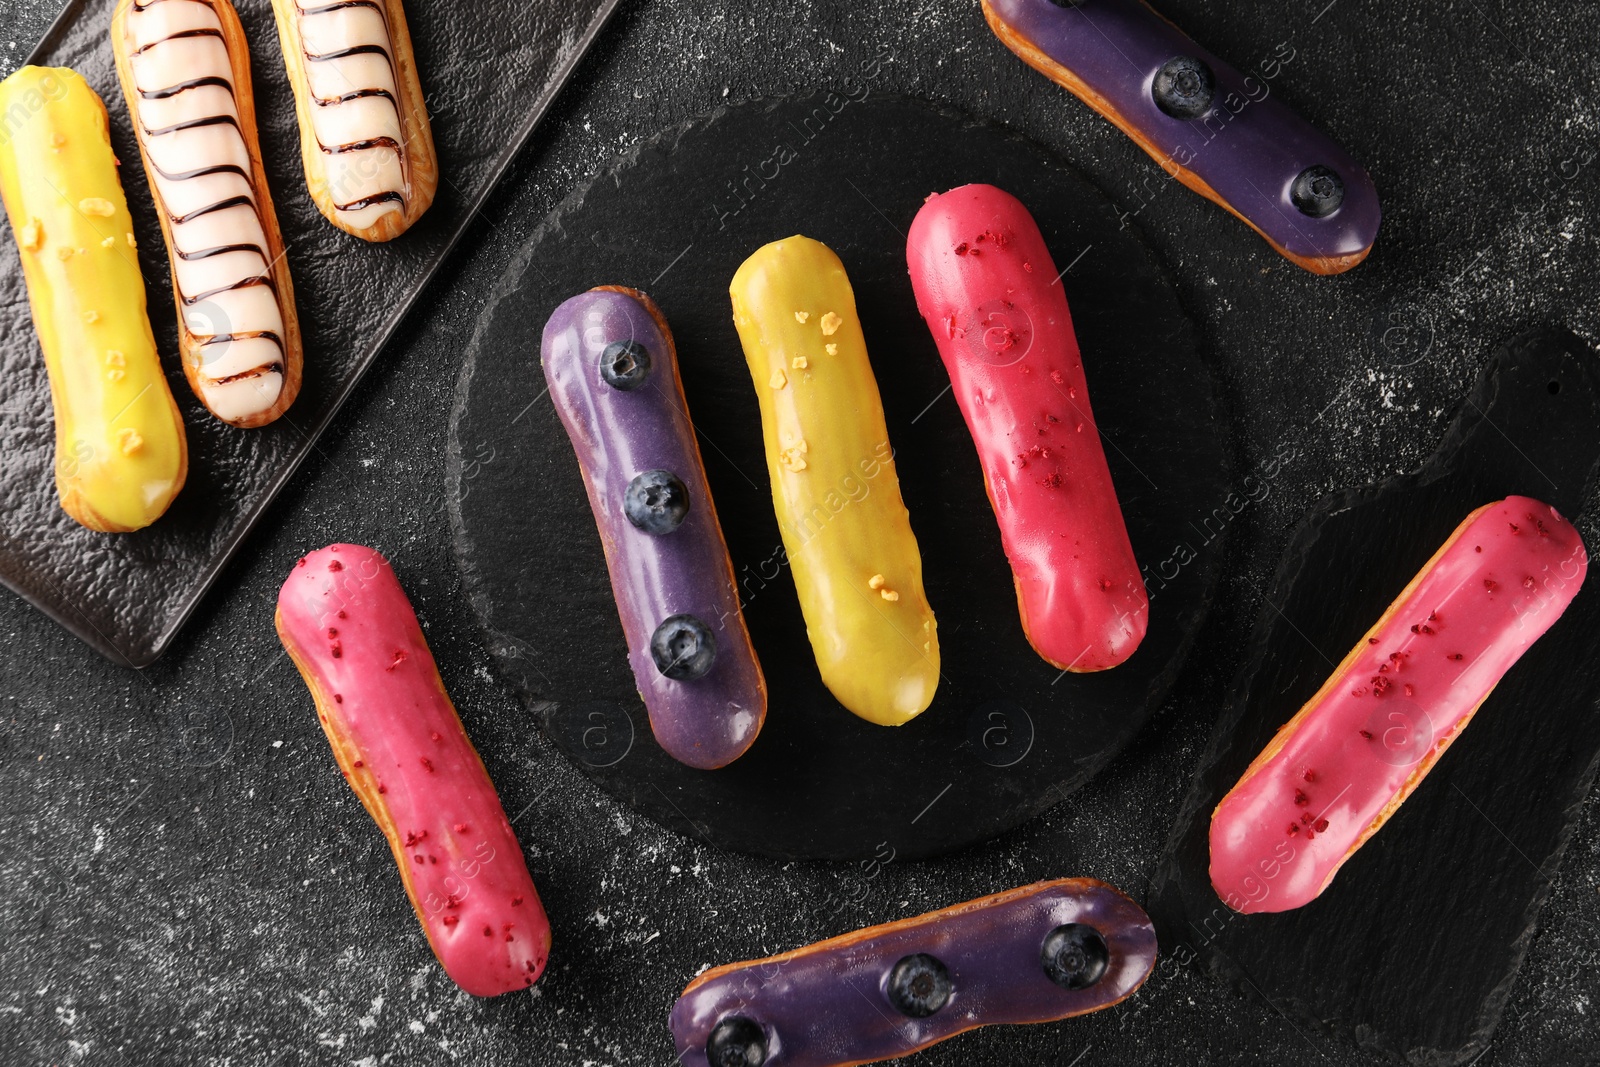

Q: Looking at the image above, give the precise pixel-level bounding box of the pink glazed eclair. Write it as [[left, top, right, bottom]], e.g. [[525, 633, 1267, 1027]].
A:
[[907, 183, 1146, 672], [1210, 498, 1586, 914], [277, 544, 552, 995]]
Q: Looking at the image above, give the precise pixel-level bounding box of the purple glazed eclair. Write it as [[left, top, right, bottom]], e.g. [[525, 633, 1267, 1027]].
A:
[[984, 0, 1380, 275], [541, 286, 766, 770], [669, 879, 1157, 1067]]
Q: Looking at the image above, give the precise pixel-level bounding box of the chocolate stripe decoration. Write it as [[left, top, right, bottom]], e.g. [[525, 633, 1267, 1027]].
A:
[[138, 75, 233, 99], [324, 136, 402, 154], [129, 26, 222, 55], [210, 330, 283, 344], [182, 273, 273, 305], [140, 112, 240, 137], [312, 87, 396, 107], [340, 191, 405, 210], [172, 192, 254, 225], [175, 242, 266, 261], [212, 362, 285, 385], [148, 159, 249, 183], [306, 43, 392, 61], [299, 0, 382, 15]]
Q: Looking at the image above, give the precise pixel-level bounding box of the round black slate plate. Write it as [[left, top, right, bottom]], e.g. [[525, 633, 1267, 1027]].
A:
[[446, 92, 1231, 861]]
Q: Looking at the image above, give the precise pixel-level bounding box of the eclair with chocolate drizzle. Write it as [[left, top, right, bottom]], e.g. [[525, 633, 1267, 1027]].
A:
[[269, 0, 437, 242], [111, 0, 303, 428]]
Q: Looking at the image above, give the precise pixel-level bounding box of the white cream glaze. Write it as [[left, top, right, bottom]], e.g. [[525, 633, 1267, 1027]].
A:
[[125, 0, 285, 422], [293, 0, 407, 230]]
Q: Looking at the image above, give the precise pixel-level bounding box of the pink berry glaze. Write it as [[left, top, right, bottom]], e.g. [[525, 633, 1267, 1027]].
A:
[[907, 183, 1147, 672], [276, 544, 552, 995], [1210, 498, 1586, 914]]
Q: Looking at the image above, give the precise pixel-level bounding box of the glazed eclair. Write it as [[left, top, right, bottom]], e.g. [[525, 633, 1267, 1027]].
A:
[[670, 878, 1157, 1067], [730, 236, 939, 726], [112, 0, 303, 428], [269, 0, 438, 241], [982, 0, 1381, 275], [907, 184, 1147, 672], [0, 65, 188, 532], [277, 544, 553, 995], [1210, 498, 1586, 913], [541, 286, 767, 770]]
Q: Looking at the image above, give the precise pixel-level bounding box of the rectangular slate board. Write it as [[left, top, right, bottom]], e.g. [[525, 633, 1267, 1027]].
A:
[[0, 0, 620, 666]]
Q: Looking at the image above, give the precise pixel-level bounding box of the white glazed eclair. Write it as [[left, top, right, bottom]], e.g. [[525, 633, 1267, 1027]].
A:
[[269, 0, 437, 241], [111, 0, 303, 428]]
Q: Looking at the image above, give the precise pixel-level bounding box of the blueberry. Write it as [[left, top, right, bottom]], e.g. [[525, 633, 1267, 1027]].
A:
[[650, 614, 717, 680], [1041, 923, 1109, 990], [886, 953, 952, 1018], [1151, 56, 1214, 120], [705, 1016, 766, 1067], [600, 339, 651, 390], [624, 470, 689, 534], [1291, 165, 1345, 218]]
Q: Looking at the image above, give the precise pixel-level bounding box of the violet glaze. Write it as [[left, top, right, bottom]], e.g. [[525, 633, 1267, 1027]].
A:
[[983, 0, 1380, 274], [541, 287, 766, 770], [668, 878, 1157, 1067]]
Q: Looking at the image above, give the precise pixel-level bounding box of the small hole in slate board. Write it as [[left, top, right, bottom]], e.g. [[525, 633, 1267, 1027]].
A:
[[1548, 380, 1562, 394]]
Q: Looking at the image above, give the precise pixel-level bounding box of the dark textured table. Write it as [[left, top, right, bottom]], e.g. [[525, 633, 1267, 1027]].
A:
[[2, 2, 1597, 1065]]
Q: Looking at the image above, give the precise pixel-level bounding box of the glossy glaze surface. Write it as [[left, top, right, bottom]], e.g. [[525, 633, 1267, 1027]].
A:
[[276, 544, 551, 995], [983, 0, 1380, 274], [113, 0, 300, 426], [907, 184, 1146, 672], [1210, 497, 1587, 913], [0, 65, 187, 533], [669, 878, 1157, 1067], [542, 287, 766, 769], [730, 236, 939, 725]]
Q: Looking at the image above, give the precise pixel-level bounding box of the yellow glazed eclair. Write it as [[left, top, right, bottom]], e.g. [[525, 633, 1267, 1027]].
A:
[[0, 66, 187, 533], [730, 236, 939, 725], [269, 0, 438, 241]]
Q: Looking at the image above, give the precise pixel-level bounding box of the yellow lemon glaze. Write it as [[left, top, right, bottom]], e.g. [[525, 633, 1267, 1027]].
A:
[[730, 235, 939, 725], [0, 66, 186, 532]]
